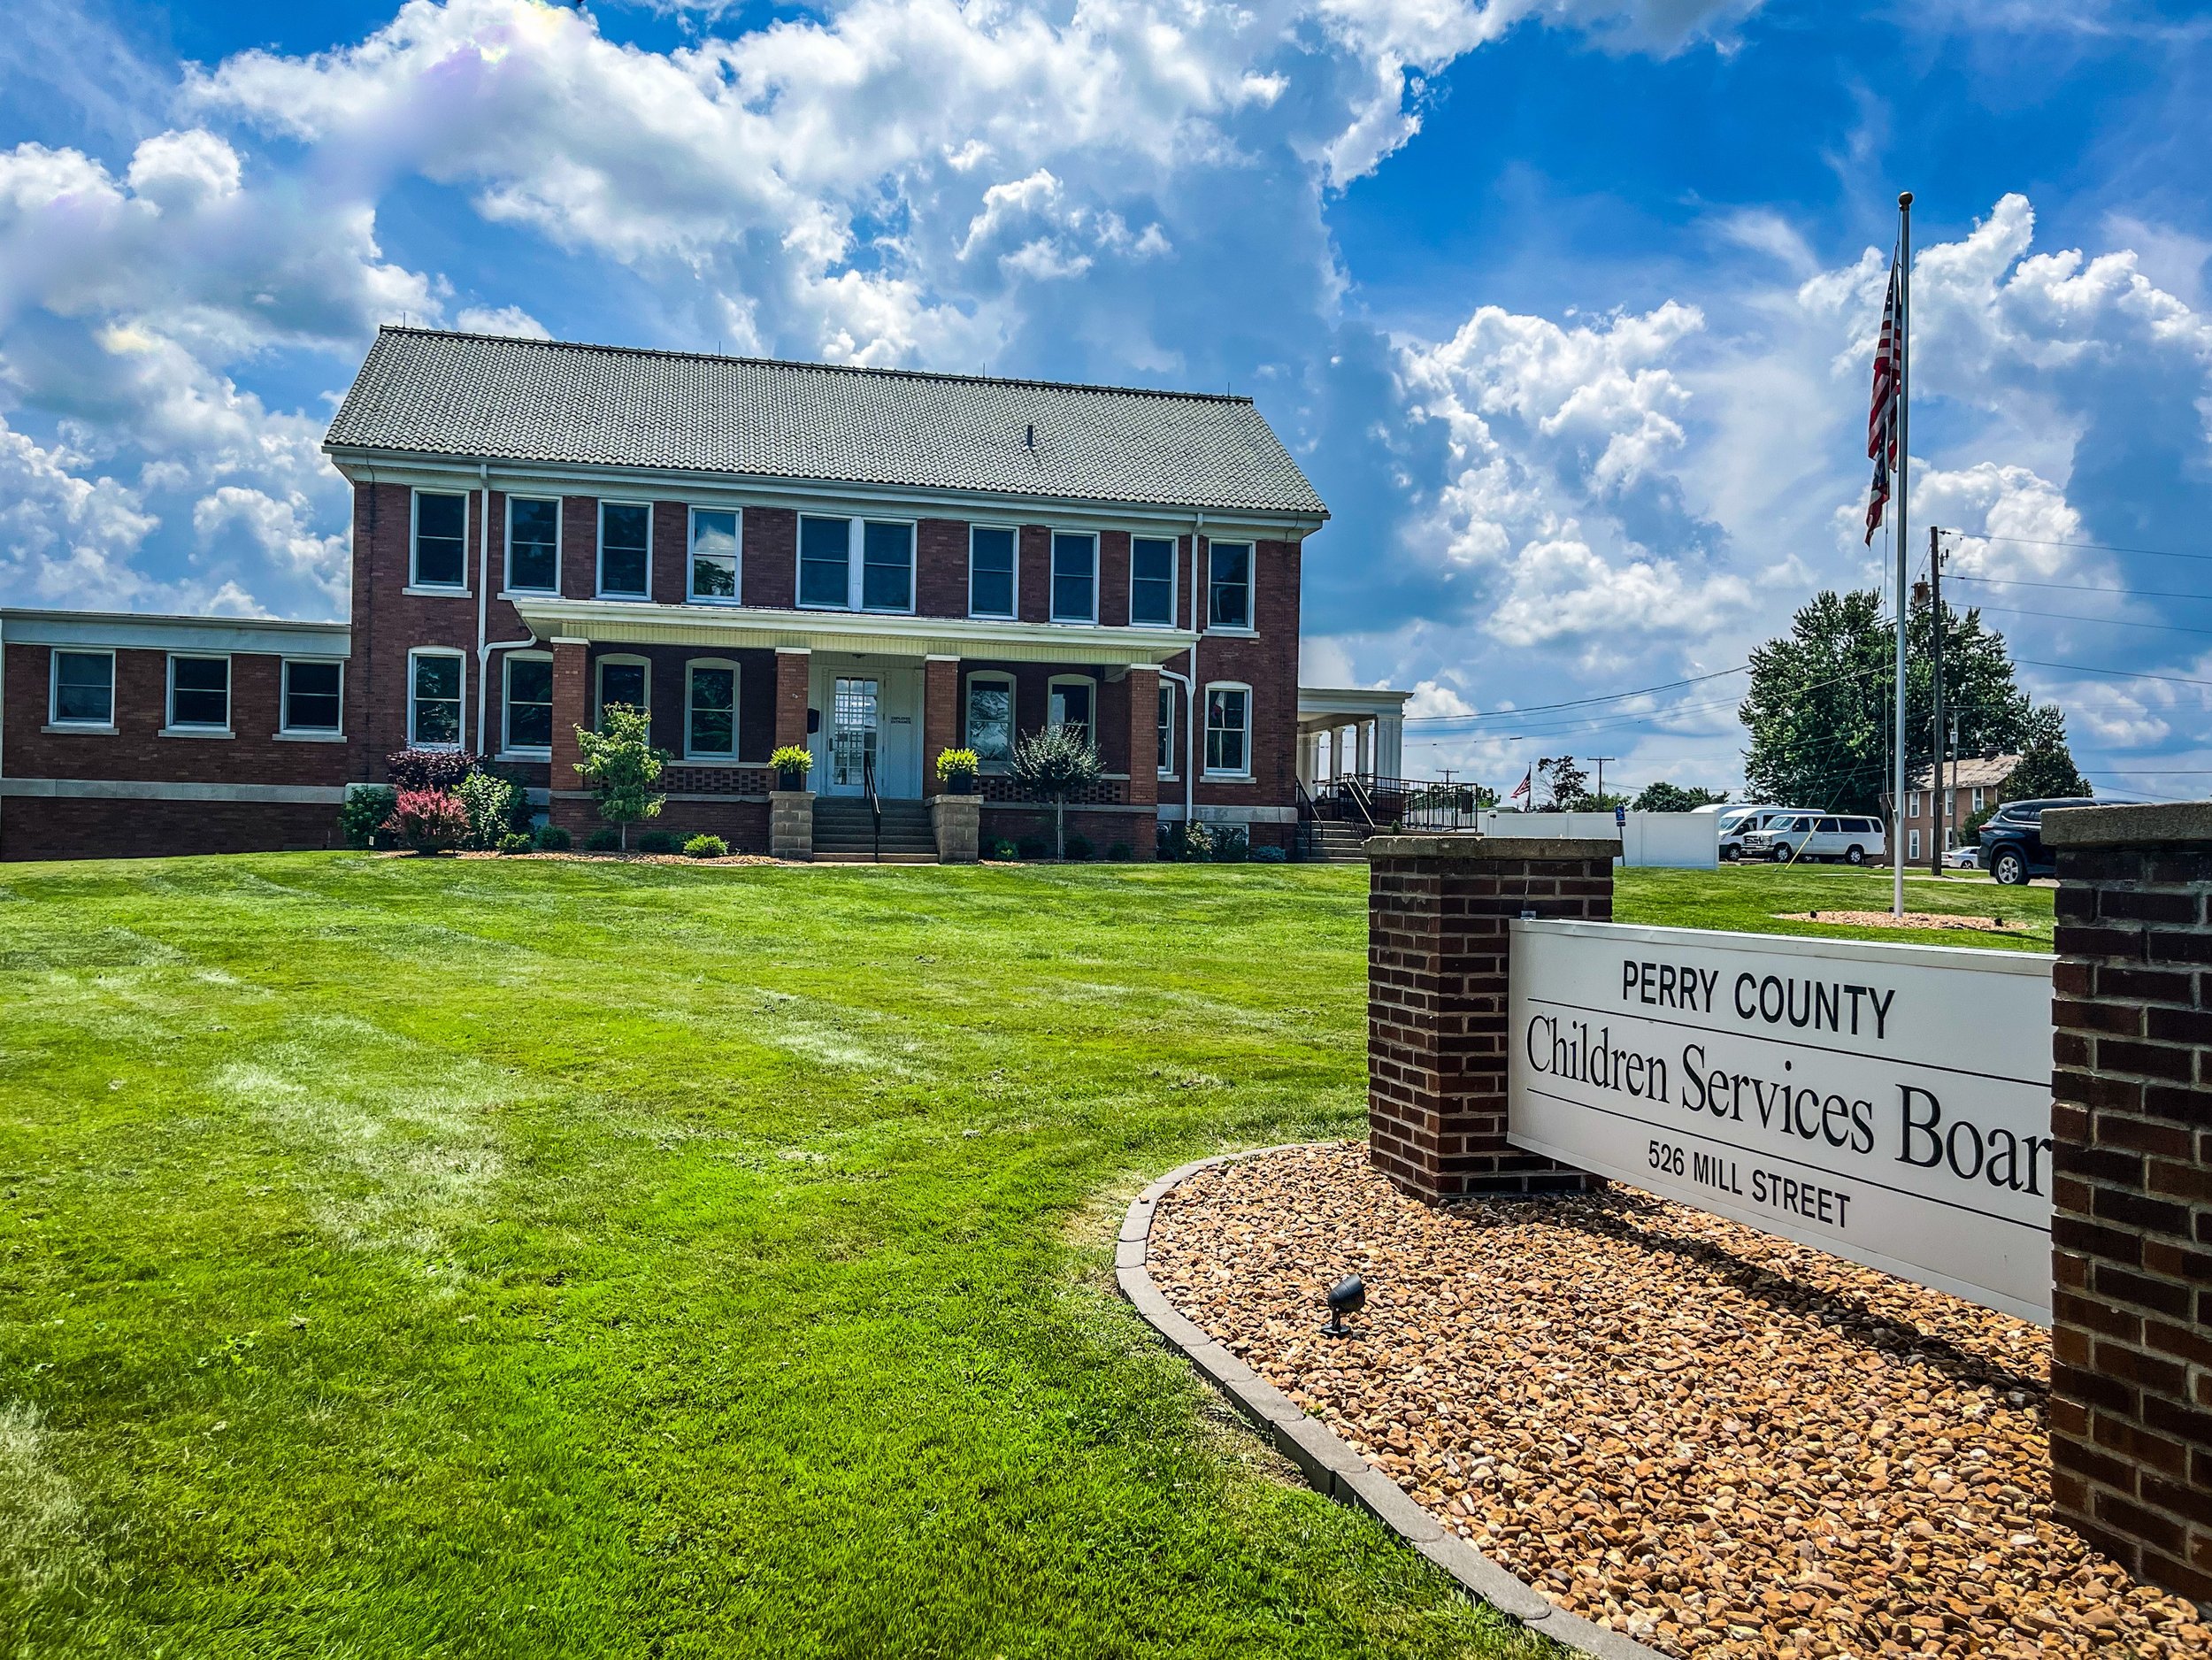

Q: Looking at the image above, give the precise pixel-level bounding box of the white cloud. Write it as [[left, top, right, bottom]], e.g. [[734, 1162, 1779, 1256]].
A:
[[454, 303, 549, 337]]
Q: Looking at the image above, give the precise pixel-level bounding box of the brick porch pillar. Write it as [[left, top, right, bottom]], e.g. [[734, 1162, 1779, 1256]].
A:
[[549, 637, 591, 835], [2044, 802, 2212, 1610], [922, 655, 959, 797], [1367, 833, 1617, 1203], [774, 649, 810, 752], [1125, 666, 1160, 811]]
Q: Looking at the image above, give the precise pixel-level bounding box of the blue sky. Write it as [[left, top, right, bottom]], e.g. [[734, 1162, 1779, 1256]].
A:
[[3, 0, 2208, 799]]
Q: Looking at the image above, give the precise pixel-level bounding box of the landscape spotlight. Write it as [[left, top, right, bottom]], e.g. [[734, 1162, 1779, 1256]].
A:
[[1320, 1273, 1366, 1338]]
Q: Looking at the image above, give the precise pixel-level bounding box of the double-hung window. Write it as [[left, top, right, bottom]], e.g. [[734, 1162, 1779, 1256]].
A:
[[690, 509, 740, 602], [281, 661, 343, 735], [1157, 682, 1175, 775], [862, 521, 914, 611], [687, 662, 738, 758], [409, 650, 464, 748], [799, 515, 850, 608], [970, 526, 1017, 619], [50, 650, 114, 726], [1047, 676, 1093, 743], [167, 655, 230, 732], [412, 491, 468, 589], [599, 503, 650, 598], [1208, 542, 1253, 629], [503, 655, 553, 753], [597, 657, 649, 728], [1131, 536, 1176, 626], [1204, 684, 1250, 777], [506, 497, 559, 592], [965, 674, 1015, 765], [1051, 532, 1096, 623]]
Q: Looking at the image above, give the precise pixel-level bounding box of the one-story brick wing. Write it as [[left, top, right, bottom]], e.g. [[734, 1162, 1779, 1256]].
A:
[[1, 327, 1329, 860]]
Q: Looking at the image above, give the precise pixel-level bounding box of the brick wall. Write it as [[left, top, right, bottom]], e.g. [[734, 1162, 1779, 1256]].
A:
[[1, 797, 340, 861], [1367, 834, 1615, 1203], [744, 508, 797, 608], [2044, 803, 2212, 1610], [918, 519, 966, 618]]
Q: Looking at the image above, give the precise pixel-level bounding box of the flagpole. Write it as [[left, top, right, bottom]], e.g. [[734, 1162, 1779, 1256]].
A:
[[1892, 191, 1912, 918]]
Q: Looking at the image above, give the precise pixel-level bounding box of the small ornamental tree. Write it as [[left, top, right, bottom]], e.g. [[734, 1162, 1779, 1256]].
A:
[[383, 789, 469, 855], [1010, 723, 1101, 859], [457, 772, 519, 851], [573, 703, 669, 850]]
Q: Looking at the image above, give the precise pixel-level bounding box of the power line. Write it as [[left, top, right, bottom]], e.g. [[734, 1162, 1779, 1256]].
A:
[[1965, 532, 2212, 565], [2014, 658, 2212, 690], [1402, 665, 1749, 724], [1973, 604, 2212, 637], [1948, 573, 2212, 604]]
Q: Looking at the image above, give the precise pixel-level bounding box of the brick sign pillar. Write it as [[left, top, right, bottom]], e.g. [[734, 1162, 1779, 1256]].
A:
[[1367, 833, 1617, 1203], [2045, 802, 2212, 1610], [548, 637, 591, 837]]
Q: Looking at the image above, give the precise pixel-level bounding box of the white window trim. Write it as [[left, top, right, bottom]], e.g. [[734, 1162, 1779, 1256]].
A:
[[48, 647, 116, 732], [1048, 528, 1101, 626], [1909, 828, 1922, 861], [504, 494, 563, 596], [1128, 534, 1179, 630], [411, 488, 472, 593], [964, 671, 1018, 769], [796, 513, 849, 611], [967, 523, 1020, 620], [276, 658, 346, 741], [856, 516, 918, 616], [164, 652, 233, 738], [595, 653, 653, 726], [684, 657, 741, 760], [1971, 788, 1985, 812], [1205, 539, 1256, 634], [688, 505, 743, 606], [597, 499, 654, 601], [501, 649, 554, 758], [406, 647, 467, 751], [1046, 672, 1096, 739], [1156, 680, 1177, 779], [1202, 680, 1254, 780]]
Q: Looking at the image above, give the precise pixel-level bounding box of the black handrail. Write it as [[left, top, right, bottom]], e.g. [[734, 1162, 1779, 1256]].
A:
[[863, 747, 881, 864]]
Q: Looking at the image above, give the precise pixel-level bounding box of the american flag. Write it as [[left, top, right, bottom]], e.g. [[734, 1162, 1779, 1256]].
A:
[[1509, 766, 1531, 803], [1864, 263, 1900, 545]]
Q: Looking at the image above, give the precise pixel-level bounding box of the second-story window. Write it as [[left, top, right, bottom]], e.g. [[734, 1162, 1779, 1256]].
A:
[[600, 503, 650, 598], [1051, 532, 1096, 623], [862, 521, 913, 611], [412, 491, 467, 588], [970, 526, 1017, 619], [799, 515, 849, 607], [1209, 542, 1253, 629], [1131, 536, 1176, 626], [691, 509, 739, 602], [507, 497, 559, 592]]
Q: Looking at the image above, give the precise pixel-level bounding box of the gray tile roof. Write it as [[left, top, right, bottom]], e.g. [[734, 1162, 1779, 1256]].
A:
[[325, 327, 1326, 519]]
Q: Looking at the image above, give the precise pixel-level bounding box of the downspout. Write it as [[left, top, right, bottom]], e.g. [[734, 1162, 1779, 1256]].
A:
[[476, 461, 537, 761]]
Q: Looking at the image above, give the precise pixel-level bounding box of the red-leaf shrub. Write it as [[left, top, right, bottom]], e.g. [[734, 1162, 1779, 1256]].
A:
[[383, 789, 469, 855], [387, 749, 479, 790]]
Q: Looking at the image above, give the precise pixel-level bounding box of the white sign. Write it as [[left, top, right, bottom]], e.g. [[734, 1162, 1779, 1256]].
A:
[[1507, 919, 2055, 1323]]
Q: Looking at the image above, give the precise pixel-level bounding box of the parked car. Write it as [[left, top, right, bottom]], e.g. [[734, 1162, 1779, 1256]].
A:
[[1739, 812, 1888, 865], [1717, 805, 1795, 861], [1978, 796, 2098, 886], [1943, 843, 1980, 871]]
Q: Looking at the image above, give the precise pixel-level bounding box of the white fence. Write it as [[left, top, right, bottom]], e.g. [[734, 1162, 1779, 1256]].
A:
[[1505, 918, 2055, 1322], [1478, 811, 1718, 869]]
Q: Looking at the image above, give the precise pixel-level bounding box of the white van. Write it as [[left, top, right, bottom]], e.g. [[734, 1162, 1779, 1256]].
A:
[[1717, 805, 1794, 862], [1740, 812, 1887, 865]]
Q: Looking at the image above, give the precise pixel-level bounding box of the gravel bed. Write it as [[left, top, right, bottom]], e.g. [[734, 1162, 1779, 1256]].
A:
[[1148, 1142, 2210, 1659], [1772, 911, 2025, 934]]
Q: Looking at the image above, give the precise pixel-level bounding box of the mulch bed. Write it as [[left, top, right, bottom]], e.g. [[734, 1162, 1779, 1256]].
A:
[[1773, 911, 2025, 934], [1147, 1142, 2209, 1659]]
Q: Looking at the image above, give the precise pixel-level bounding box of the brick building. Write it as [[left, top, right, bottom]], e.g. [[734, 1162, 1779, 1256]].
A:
[[1, 327, 1327, 860]]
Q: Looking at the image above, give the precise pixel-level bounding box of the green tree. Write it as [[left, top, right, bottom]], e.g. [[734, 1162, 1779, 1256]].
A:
[[573, 703, 669, 849], [1739, 587, 2044, 813], [1010, 723, 1102, 859], [1536, 755, 1591, 811], [1632, 780, 1729, 812], [2001, 709, 2093, 801]]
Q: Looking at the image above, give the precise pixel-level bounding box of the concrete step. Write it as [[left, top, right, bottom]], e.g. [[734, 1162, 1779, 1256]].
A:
[[813, 851, 940, 865]]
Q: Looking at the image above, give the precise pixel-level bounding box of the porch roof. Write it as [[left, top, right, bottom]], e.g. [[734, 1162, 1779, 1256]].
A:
[[511, 597, 1197, 667]]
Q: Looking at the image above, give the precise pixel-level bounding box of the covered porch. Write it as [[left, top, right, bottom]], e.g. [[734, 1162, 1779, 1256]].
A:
[[1295, 686, 1409, 793]]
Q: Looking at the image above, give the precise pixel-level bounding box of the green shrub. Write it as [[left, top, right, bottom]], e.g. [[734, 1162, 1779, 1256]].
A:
[[1064, 834, 1094, 862], [637, 830, 678, 855], [987, 839, 1018, 860], [496, 832, 534, 855], [1251, 844, 1287, 864], [933, 748, 980, 785], [585, 827, 623, 852], [769, 744, 813, 781], [1018, 837, 1048, 860], [457, 771, 519, 851], [533, 823, 572, 851], [683, 834, 729, 859], [1214, 826, 1249, 863], [339, 786, 396, 849], [1181, 822, 1216, 862], [1107, 842, 1133, 861]]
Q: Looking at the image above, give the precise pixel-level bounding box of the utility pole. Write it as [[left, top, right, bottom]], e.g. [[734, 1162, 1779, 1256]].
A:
[[1929, 524, 1945, 877], [1593, 757, 1617, 807]]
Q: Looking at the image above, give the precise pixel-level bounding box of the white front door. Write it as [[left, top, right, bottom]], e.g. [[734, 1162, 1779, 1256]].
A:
[[815, 663, 921, 797]]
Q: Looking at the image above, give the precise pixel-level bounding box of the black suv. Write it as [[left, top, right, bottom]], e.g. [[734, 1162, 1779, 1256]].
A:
[[1978, 796, 2097, 886]]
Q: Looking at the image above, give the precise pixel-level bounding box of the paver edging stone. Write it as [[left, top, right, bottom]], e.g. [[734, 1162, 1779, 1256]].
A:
[[1118, 1145, 1671, 1660]]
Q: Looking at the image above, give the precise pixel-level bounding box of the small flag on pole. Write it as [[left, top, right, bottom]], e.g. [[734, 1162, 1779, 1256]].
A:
[[1509, 766, 1532, 804], [1864, 263, 1901, 545]]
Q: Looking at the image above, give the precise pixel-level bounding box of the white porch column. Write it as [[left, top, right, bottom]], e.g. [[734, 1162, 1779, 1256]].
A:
[[1376, 711, 1404, 780], [1355, 719, 1373, 780]]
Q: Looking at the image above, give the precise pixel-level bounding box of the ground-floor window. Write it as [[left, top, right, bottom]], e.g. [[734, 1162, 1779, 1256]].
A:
[[596, 657, 649, 727], [1047, 675, 1094, 744], [966, 673, 1014, 764], [1157, 682, 1175, 775], [281, 660, 343, 734], [409, 649, 464, 748], [687, 661, 738, 758], [1204, 683, 1250, 777], [1909, 828, 1922, 860], [504, 654, 553, 753]]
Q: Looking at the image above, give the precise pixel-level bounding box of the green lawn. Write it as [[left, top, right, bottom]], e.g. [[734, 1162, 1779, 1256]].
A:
[[0, 857, 2050, 1658]]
